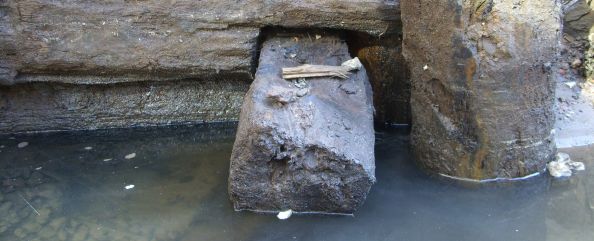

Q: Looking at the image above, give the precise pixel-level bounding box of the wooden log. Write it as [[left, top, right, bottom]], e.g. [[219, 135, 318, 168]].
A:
[[229, 35, 375, 214]]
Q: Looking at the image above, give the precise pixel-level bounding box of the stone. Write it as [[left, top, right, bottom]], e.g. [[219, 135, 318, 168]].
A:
[[571, 59, 583, 69], [229, 34, 375, 214], [401, 0, 561, 179], [23, 221, 41, 233], [27, 171, 45, 186], [49, 216, 67, 230], [0, 201, 13, 213], [35, 207, 52, 225], [38, 226, 55, 239], [57, 229, 68, 241], [13, 228, 26, 239], [72, 225, 89, 241]]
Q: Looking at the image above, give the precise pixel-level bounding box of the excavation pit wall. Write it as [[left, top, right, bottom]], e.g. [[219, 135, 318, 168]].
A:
[[0, 0, 563, 182], [0, 27, 411, 133]]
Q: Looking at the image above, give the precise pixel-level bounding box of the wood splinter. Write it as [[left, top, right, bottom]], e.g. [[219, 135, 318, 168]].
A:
[[282, 57, 362, 80]]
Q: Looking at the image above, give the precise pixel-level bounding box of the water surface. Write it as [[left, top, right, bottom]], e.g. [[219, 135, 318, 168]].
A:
[[0, 124, 592, 241]]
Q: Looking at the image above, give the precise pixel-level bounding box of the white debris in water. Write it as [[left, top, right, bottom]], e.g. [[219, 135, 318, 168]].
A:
[[547, 152, 585, 178], [124, 184, 135, 190], [17, 142, 29, 148], [84, 146, 93, 150], [277, 209, 292, 220], [125, 153, 136, 159], [423, 64, 429, 70], [35, 166, 42, 171], [103, 158, 112, 162], [565, 81, 577, 88]]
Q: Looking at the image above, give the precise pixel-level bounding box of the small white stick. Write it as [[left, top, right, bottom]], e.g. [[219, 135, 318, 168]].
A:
[[282, 58, 362, 80], [19, 193, 40, 216]]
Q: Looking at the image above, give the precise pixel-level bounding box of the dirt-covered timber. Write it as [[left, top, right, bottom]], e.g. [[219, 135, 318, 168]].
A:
[[0, 80, 248, 133], [401, 0, 561, 179], [0, 0, 404, 133], [228, 34, 375, 214], [0, 0, 400, 85]]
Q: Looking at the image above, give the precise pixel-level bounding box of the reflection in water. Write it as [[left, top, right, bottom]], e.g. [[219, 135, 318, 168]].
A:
[[0, 124, 592, 241]]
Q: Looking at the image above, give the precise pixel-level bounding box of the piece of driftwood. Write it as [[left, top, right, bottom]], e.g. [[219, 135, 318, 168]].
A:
[[282, 57, 362, 79]]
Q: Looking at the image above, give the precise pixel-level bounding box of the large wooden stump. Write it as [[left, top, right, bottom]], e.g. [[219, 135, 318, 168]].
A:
[[228, 34, 375, 214], [401, 0, 561, 180]]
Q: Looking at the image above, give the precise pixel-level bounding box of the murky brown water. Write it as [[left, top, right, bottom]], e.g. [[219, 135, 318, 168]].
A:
[[0, 124, 592, 241]]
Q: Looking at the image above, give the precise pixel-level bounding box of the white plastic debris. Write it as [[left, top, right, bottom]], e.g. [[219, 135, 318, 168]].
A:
[[277, 209, 293, 220], [17, 142, 29, 148], [84, 146, 93, 150], [547, 152, 586, 178], [315, 34, 322, 40], [423, 64, 429, 70], [125, 153, 136, 159], [547, 160, 572, 177], [35, 167, 42, 171], [103, 158, 112, 162], [569, 161, 586, 171], [565, 81, 576, 89], [124, 184, 135, 190], [341, 57, 362, 71]]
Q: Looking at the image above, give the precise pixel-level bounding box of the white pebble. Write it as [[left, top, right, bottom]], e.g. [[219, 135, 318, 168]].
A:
[[17, 142, 29, 148], [124, 185, 135, 190], [125, 153, 136, 159], [277, 209, 292, 220]]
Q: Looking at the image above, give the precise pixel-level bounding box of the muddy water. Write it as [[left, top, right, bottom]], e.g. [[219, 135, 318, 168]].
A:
[[0, 124, 592, 241]]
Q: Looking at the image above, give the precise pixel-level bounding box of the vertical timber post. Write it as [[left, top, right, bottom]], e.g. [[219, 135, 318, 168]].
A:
[[401, 0, 562, 179]]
